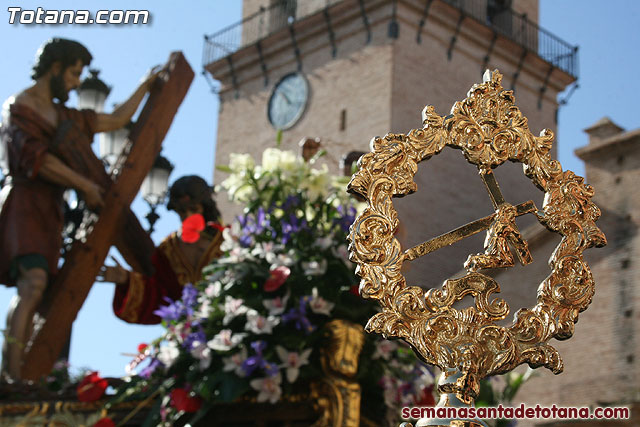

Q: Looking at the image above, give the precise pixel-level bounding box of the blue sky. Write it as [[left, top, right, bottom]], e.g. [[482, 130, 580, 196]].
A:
[[0, 1, 638, 377]]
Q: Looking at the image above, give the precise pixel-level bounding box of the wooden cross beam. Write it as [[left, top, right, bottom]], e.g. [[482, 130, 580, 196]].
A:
[[51, 121, 155, 276], [21, 51, 194, 380]]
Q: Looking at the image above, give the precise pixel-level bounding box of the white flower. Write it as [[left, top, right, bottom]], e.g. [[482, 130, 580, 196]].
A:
[[191, 341, 212, 370], [261, 148, 302, 176], [301, 259, 327, 276], [250, 373, 282, 404], [245, 309, 280, 334], [229, 153, 254, 172], [170, 322, 192, 344], [251, 241, 277, 260], [277, 150, 299, 175], [220, 225, 239, 252], [157, 341, 180, 368], [220, 172, 255, 203], [307, 287, 335, 316], [222, 296, 249, 325], [223, 347, 248, 377], [208, 329, 246, 351], [276, 346, 312, 383], [197, 299, 213, 319], [302, 164, 330, 200], [262, 293, 290, 316], [314, 237, 333, 250], [204, 281, 222, 298], [261, 148, 282, 172], [269, 250, 296, 268], [372, 339, 398, 360]]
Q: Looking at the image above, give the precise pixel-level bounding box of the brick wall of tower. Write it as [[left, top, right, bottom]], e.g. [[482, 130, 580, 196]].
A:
[[215, 3, 397, 220], [387, 0, 563, 286], [213, 0, 572, 236]]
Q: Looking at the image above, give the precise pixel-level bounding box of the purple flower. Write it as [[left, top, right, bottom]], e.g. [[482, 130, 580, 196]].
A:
[[181, 284, 199, 310], [153, 297, 183, 321], [242, 341, 279, 377], [153, 284, 199, 322], [334, 205, 357, 233], [281, 214, 308, 245], [255, 207, 270, 234], [183, 326, 206, 351], [281, 195, 301, 211], [139, 358, 163, 378], [236, 214, 254, 247], [236, 209, 273, 246], [282, 297, 315, 334]]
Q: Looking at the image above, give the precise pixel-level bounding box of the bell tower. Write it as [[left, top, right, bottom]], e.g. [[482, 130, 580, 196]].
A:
[[204, 0, 577, 287]]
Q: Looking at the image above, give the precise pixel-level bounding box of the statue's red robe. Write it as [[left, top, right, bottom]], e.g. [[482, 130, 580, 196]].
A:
[[113, 231, 223, 324]]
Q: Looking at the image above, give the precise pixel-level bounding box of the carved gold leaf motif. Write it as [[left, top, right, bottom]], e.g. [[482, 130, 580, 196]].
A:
[[347, 71, 606, 401]]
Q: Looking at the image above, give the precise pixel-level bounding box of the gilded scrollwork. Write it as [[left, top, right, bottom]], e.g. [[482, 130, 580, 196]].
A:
[[347, 70, 606, 396], [312, 319, 365, 427]]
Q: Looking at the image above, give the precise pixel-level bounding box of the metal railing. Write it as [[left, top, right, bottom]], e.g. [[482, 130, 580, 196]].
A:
[[203, 0, 578, 78], [440, 0, 578, 77]]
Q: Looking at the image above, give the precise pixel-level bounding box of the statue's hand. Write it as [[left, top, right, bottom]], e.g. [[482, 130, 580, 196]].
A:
[[141, 65, 167, 90], [98, 258, 129, 285], [83, 181, 104, 210]]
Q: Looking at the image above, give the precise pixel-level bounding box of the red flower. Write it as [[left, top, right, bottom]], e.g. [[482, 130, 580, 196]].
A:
[[414, 384, 436, 407], [170, 387, 203, 412], [137, 343, 149, 353], [181, 213, 205, 243], [93, 417, 116, 427], [349, 285, 360, 296], [77, 371, 108, 402], [264, 266, 291, 292]]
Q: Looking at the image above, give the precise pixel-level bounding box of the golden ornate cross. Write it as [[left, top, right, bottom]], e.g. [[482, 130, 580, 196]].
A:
[[348, 70, 606, 427]]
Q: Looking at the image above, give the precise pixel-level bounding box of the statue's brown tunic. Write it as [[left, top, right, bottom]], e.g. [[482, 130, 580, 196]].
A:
[[0, 103, 96, 286]]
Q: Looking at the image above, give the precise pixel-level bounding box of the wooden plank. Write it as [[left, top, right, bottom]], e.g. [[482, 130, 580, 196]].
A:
[[51, 90, 156, 276], [21, 52, 194, 380]]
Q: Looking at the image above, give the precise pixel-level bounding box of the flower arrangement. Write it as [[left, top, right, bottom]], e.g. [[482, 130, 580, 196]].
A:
[[107, 147, 435, 425]]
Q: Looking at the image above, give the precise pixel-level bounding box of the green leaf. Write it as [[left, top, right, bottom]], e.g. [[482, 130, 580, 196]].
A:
[[502, 369, 533, 403], [216, 164, 233, 173], [476, 378, 496, 406]]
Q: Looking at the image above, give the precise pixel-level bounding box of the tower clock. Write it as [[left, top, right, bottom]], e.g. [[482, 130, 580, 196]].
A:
[[267, 72, 309, 130]]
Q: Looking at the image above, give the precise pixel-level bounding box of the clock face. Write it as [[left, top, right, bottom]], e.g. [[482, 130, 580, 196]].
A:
[[268, 73, 309, 130]]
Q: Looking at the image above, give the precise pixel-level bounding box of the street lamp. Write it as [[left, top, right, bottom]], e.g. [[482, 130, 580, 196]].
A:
[[99, 120, 134, 169], [141, 153, 174, 233], [77, 69, 111, 112]]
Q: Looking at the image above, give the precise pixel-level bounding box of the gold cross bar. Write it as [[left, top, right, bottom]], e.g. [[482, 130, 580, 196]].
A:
[[480, 169, 506, 208], [404, 200, 537, 261]]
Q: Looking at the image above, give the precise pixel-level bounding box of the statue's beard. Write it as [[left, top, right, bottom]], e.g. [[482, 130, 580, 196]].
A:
[[50, 73, 69, 104]]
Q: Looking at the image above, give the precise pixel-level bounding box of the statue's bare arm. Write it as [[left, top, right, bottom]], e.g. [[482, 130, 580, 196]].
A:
[[94, 67, 162, 133], [38, 152, 104, 209]]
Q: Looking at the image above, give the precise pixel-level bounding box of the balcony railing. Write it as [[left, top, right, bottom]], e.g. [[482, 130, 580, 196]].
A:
[[203, 0, 578, 78]]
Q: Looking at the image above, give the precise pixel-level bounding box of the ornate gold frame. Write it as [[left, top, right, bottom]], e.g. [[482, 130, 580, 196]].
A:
[[347, 71, 606, 421]]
